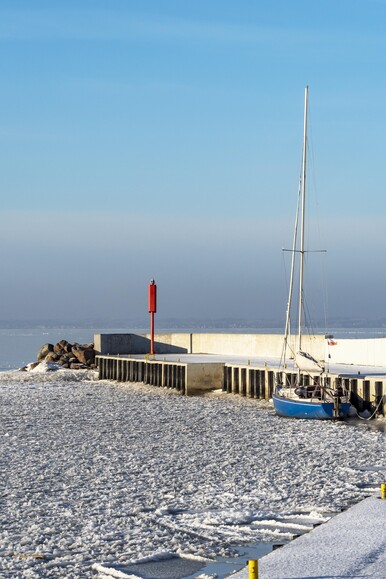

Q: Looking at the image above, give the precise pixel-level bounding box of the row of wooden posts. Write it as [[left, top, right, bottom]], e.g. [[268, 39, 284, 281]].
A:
[[97, 356, 386, 416]]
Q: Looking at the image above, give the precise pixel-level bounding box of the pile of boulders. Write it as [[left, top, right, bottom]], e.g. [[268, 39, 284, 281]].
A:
[[28, 340, 96, 371]]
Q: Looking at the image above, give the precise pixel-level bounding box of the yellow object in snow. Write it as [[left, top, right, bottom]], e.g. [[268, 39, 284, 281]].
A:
[[248, 559, 258, 579]]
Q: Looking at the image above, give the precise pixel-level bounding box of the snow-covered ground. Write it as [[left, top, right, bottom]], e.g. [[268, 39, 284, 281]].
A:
[[126, 352, 386, 376], [1, 370, 386, 578]]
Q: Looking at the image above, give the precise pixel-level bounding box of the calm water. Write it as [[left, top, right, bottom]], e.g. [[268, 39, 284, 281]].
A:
[[0, 328, 129, 370], [0, 326, 385, 370]]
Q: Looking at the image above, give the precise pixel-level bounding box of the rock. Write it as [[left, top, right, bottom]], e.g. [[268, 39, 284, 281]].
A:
[[26, 361, 40, 371], [37, 343, 54, 361], [54, 340, 73, 354], [70, 362, 86, 370], [72, 347, 95, 366], [54, 348, 65, 357], [34, 340, 95, 371], [45, 352, 59, 362]]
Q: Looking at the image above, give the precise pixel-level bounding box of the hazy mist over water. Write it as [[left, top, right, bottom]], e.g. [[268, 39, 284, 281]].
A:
[[0, 212, 385, 327]]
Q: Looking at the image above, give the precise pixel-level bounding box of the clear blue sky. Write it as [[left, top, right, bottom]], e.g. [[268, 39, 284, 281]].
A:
[[0, 0, 385, 324]]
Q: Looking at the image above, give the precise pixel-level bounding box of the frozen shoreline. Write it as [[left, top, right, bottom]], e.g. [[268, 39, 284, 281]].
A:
[[1, 371, 386, 577]]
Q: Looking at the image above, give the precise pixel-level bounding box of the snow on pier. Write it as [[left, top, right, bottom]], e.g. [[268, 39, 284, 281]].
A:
[[232, 495, 386, 578]]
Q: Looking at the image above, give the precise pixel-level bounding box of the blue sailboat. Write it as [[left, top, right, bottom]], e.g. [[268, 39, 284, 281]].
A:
[[273, 87, 351, 420], [273, 387, 352, 420]]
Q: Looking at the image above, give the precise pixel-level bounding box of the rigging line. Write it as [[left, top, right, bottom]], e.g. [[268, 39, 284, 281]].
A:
[[280, 253, 290, 365], [307, 100, 329, 336], [302, 254, 323, 339], [280, 257, 294, 367], [321, 250, 329, 336], [302, 289, 313, 335], [280, 105, 308, 369], [307, 104, 321, 231], [302, 254, 328, 338], [303, 298, 318, 339], [281, 176, 302, 366], [301, 250, 312, 337], [280, 251, 290, 367], [282, 252, 289, 309]]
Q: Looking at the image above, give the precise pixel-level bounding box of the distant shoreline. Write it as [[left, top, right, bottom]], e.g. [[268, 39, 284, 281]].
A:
[[0, 318, 386, 332]]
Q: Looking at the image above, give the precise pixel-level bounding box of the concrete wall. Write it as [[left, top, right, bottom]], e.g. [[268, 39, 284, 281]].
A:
[[191, 333, 324, 359], [94, 332, 325, 360], [150, 333, 191, 354], [327, 338, 386, 367], [95, 333, 190, 355], [94, 332, 386, 367], [94, 333, 133, 355]]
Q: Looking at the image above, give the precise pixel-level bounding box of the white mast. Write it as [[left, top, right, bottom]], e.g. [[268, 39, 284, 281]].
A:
[[298, 85, 308, 352], [282, 182, 301, 366]]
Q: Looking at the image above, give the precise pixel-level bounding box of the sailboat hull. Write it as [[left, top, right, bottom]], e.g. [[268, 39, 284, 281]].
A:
[[272, 392, 351, 420]]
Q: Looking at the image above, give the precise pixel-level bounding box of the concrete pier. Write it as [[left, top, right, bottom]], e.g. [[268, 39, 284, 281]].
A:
[[97, 354, 224, 395], [232, 495, 386, 578], [95, 333, 386, 414], [96, 352, 386, 415]]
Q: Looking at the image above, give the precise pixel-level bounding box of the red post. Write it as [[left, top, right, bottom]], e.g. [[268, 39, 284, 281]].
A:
[[148, 279, 157, 355]]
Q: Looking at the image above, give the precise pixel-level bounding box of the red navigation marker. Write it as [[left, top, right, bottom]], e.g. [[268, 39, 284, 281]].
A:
[[148, 279, 157, 354]]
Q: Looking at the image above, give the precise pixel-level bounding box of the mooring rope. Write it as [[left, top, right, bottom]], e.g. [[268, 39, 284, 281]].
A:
[[353, 395, 385, 421]]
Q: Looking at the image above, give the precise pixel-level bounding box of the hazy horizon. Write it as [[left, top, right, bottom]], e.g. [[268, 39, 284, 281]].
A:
[[1, 315, 386, 330]]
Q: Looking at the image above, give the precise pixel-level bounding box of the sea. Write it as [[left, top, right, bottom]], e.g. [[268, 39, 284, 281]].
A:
[[0, 327, 136, 370]]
